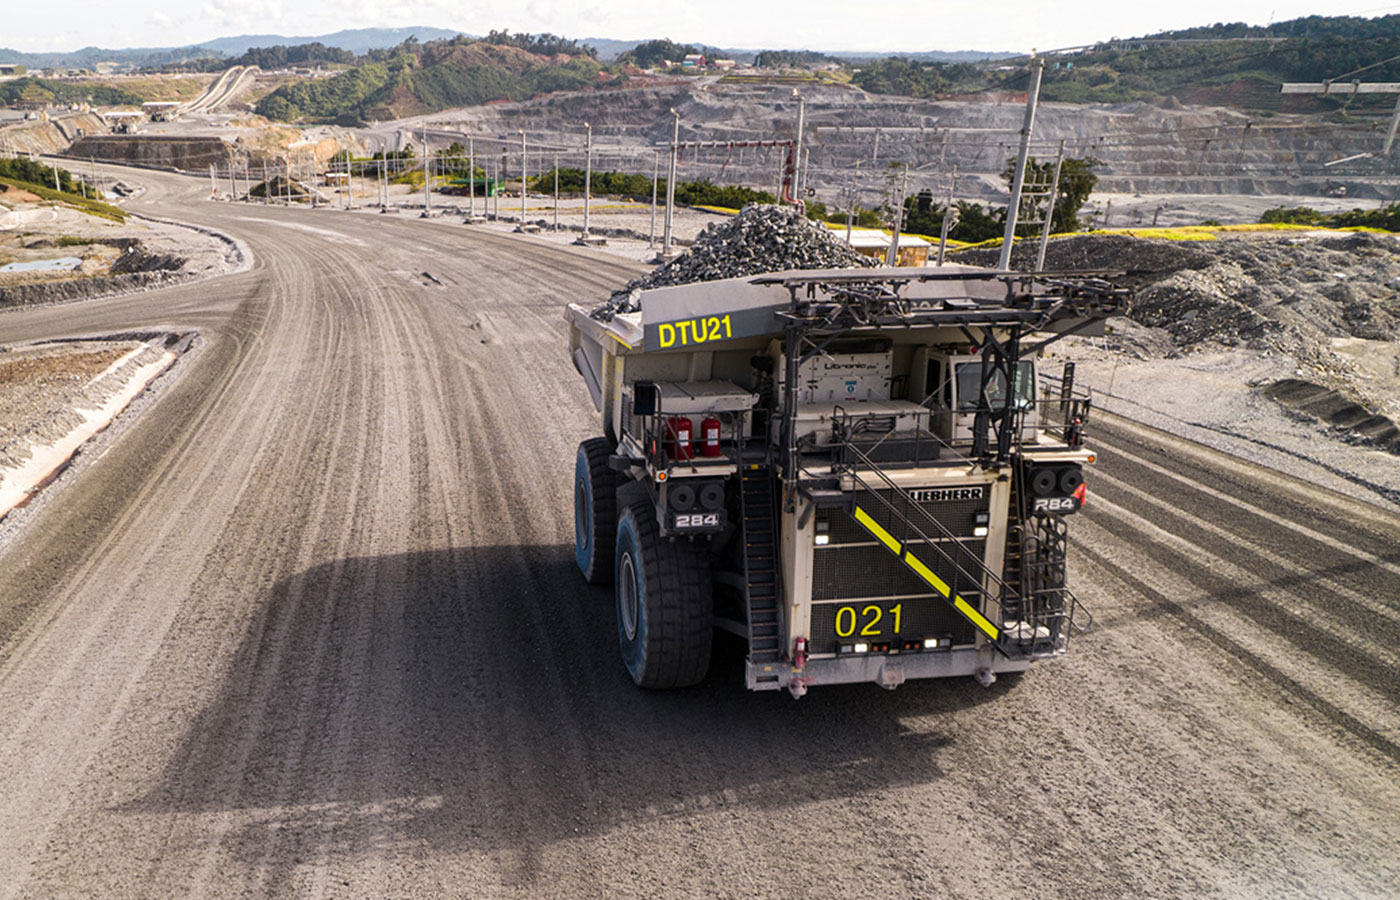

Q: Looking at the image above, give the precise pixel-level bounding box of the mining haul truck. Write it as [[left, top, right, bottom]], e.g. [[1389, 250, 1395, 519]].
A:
[[567, 266, 1129, 697]]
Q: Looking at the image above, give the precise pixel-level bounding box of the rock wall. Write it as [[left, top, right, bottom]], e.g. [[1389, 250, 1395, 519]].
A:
[[0, 114, 107, 156], [61, 136, 237, 172]]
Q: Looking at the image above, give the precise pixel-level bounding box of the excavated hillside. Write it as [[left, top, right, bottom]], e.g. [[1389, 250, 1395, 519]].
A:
[[418, 80, 1395, 201]]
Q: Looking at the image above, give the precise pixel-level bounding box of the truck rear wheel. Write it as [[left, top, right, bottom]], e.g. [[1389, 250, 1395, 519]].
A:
[[614, 499, 713, 688], [575, 438, 622, 584]]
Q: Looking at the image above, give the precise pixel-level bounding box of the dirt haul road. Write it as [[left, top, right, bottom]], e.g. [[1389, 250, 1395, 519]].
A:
[[0, 166, 1397, 900]]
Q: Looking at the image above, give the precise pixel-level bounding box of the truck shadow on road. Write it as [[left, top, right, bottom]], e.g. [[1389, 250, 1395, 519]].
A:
[[134, 543, 1023, 881]]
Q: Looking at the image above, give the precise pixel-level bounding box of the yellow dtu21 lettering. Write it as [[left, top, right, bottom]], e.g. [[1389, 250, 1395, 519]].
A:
[[658, 315, 732, 348]]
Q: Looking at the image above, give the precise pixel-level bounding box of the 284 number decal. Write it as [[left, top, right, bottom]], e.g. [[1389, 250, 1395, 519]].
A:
[[835, 603, 903, 638], [673, 512, 721, 529]]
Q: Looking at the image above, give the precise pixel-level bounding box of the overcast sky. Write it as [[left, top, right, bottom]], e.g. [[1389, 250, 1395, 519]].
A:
[[7, 0, 1400, 54]]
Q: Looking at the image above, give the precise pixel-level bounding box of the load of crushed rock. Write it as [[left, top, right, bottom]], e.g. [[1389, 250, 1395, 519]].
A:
[[593, 204, 874, 319], [954, 232, 1400, 361]]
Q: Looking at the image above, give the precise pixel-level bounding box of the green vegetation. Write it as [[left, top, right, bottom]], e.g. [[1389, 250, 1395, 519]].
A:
[[850, 14, 1400, 108], [616, 39, 698, 69], [814, 155, 1099, 244], [0, 158, 92, 196], [0, 76, 142, 106], [255, 37, 612, 123], [482, 30, 597, 58], [0, 172, 127, 223], [525, 168, 775, 206], [753, 50, 841, 69], [1260, 204, 1400, 231], [851, 58, 983, 99]]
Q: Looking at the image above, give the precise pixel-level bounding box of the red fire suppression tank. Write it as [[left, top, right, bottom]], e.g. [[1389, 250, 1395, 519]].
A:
[[666, 416, 693, 461], [700, 415, 722, 457]]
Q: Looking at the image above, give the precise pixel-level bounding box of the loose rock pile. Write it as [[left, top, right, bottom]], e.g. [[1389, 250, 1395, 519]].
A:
[[594, 204, 873, 319], [955, 232, 1400, 360]]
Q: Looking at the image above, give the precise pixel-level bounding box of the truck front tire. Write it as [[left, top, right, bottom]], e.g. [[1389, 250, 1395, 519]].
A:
[[614, 499, 713, 689], [575, 438, 622, 584]]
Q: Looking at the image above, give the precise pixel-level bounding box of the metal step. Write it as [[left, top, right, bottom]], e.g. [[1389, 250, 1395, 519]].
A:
[[741, 464, 783, 665]]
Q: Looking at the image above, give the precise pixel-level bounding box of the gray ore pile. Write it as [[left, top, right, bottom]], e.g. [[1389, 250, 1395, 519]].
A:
[[593, 204, 873, 320], [956, 233, 1400, 363]]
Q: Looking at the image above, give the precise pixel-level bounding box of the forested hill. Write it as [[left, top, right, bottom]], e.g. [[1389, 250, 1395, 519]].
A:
[[254, 33, 613, 123], [852, 13, 1400, 108]]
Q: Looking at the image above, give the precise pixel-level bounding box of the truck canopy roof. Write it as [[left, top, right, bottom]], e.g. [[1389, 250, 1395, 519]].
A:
[[569, 265, 1129, 355]]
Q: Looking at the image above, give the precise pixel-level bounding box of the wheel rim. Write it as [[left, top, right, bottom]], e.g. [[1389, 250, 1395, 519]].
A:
[[619, 551, 639, 641], [575, 475, 589, 551]]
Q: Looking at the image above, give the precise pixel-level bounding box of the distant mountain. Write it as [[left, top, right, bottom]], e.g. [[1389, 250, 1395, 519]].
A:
[[829, 49, 1019, 63], [0, 45, 217, 69], [2, 30, 1018, 71], [196, 27, 466, 56], [579, 37, 1013, 64]]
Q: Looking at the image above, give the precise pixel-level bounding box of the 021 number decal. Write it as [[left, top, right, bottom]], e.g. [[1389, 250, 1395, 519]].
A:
[[674, 513, 720, 528], [835, 603, 903, 638]]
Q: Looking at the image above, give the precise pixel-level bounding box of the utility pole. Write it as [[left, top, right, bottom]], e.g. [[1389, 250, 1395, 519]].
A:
[[1035, 140, 1066, 272], [885, 164, 908, 267], [1281, 80, 1400, 155], [845, 160, 862, 245], [554, 152, 560, 231], [520, 130, 527, 224], [793, 91, 806, 197], [937, 165, 957, 266], [421, 127, 432, 217], [998, 57, 1045, 271], [649, 150, 659, 249], [468, 137, 475, 218], [583, 122, 593, 239], [663, 108, 679, 258]]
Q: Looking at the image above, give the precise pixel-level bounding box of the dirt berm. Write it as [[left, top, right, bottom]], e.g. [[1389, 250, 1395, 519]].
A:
[[64, 136, 242, 172]]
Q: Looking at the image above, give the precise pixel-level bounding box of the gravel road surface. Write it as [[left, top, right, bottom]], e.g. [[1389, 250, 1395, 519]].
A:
[[0, 166, 1397, 899]]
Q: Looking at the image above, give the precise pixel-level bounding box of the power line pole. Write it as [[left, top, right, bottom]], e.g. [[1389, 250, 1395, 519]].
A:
[[520, 129, 528, 225], [937, 165, 957, 266], [998, 57, 1045, 271], [1281, 81, 1400, 155], [649, 150, 659, 249], [885, 164, 908, 267], [1035, 140, 1066, 272], [663, 108, 679, 258], [554, 152, 560, 231], [583, 122, 593, 239], [421, 126, 432, 217]]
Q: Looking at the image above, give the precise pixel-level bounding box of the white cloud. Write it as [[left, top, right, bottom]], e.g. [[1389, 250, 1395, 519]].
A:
[[3, 0, 1395, 54]]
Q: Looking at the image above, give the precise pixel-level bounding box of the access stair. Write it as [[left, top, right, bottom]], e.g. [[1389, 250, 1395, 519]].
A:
[[740, 464, 783, 664], [837, 442, 1086, 658]]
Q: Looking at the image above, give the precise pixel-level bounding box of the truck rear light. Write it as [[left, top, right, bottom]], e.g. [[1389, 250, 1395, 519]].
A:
[[973, 511, 989, 538], [838, 641, 871, 655], [814, 520, 830, 545]]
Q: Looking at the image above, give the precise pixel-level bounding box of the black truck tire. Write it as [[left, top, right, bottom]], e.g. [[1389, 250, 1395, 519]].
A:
[[613, 498, 713, 689], [575, 438, 623, 585]]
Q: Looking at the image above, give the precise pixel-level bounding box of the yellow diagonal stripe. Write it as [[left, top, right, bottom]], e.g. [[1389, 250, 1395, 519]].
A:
[[954, 595, 1002, 641], [904, 552, 951, 598], [853, 507, 902, 555], [852, 505, 1001, 643]]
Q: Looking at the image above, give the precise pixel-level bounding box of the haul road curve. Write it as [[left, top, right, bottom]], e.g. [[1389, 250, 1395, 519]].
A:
[[0, 166, 1397, 899]]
